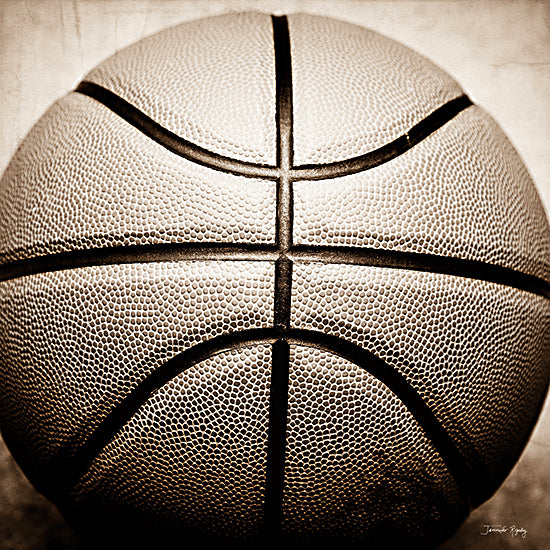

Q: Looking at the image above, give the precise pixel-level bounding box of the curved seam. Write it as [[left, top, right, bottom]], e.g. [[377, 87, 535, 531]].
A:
[[288, 328, 481, 508], [74, 81, 280, 180], [292, 95, 473, 180], [0, 243, 279, 282], [290, 245, 550, 300]]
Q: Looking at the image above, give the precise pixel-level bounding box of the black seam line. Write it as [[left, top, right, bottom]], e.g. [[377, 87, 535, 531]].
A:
[[45, 328, 478, 510], [75, 82, 472, 182], [75, 81, 280, 180], [1, 243, 548, 299], [290, 245, 550, 299], [265, 14, 293, 544], [272, 11, 294, 328], [273, 257, 293, 326], [0, 243, 279, 282], [292, 95, 473, 180], [274, 12, 293, 255], [264, 338, 290, 541]]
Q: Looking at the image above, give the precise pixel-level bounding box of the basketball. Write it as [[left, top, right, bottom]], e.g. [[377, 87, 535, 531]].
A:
[[0, 11, 549, 549]]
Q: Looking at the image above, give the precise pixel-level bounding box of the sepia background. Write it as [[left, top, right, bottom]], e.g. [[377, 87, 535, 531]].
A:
[[0, 1, 549, 548]]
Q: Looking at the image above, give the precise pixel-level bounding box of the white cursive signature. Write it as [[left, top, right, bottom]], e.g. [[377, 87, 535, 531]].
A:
[[480, 524, 527, 539]]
